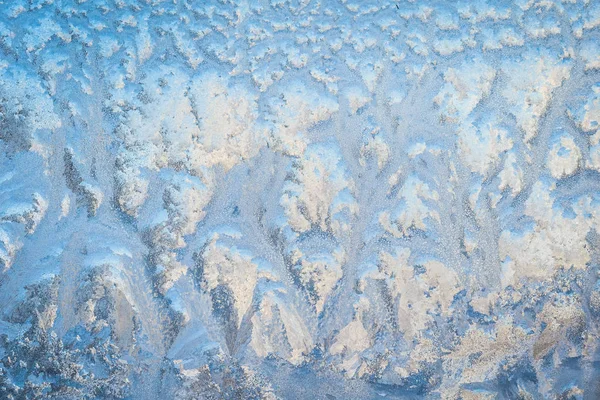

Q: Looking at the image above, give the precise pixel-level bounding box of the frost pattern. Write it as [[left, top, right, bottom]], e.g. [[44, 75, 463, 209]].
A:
[[0, 0, 600, 399]]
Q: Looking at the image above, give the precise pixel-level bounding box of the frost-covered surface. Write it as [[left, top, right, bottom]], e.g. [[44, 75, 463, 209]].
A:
[[0, 0, 600, 398]]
